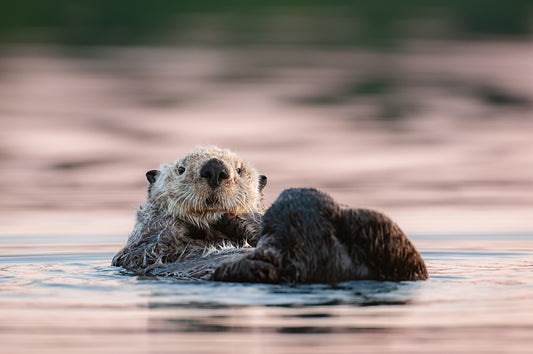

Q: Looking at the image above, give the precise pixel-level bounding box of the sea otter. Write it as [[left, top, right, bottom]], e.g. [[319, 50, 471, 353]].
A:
[[112, 146, 428, 282], [111, 145, 267, 275]]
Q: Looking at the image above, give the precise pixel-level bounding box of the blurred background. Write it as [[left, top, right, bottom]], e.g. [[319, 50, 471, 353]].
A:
[[1, 1, 532, 235]]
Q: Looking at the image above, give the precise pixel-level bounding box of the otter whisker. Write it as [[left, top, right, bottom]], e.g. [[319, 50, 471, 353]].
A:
[[111, 145, 267, 276]]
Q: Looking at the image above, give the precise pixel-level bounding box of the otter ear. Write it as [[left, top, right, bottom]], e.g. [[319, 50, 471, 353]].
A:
[[146, 169, 160, 184], [258, 175, 267, 191]]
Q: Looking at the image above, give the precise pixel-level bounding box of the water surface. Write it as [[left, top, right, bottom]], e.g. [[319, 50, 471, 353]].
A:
[[1, 233, 532, 353]]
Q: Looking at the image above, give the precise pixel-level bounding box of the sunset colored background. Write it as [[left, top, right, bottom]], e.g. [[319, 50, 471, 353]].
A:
[[1, 1, 532, 236]]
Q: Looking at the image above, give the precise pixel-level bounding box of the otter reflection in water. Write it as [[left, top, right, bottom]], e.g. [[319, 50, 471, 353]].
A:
[[112, 146, 428, 283]]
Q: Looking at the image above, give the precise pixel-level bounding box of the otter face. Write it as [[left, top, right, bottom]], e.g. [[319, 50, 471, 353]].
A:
[[145, 146, 267, 226]]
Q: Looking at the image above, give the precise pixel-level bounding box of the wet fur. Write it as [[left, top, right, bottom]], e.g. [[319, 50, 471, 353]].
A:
[[112, 146, 266, 274], [212, 188, 428, 283], [112, 147, 427, 283]]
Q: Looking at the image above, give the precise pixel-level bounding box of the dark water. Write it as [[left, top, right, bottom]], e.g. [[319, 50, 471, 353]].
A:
[[1, 233, 532, 353]]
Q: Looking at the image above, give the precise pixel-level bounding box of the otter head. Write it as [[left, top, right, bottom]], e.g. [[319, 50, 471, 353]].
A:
[[145, 146, 267, 228]]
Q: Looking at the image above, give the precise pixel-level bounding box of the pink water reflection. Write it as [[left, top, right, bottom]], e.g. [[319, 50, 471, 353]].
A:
[[0, 42, 532, 235]]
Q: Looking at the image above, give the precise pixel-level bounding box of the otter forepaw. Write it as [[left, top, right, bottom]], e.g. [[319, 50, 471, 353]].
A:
[[211, 257, 279, 283]]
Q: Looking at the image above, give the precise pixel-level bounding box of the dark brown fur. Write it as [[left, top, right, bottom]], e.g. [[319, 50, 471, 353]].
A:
[[212, 188, 428, 283], [111, 147, 427, 283]]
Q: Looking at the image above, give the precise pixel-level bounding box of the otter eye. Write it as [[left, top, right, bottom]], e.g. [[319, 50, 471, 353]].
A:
[[178, 166, 185, 175], [236, 168, 242, 175]]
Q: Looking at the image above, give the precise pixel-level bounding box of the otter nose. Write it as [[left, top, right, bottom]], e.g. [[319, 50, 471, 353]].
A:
[[200, 158, 230, 188]]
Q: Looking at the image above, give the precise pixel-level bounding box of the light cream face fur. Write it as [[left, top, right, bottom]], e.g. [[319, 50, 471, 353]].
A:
[[147, 146, 265, 228]]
